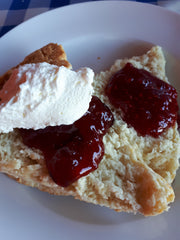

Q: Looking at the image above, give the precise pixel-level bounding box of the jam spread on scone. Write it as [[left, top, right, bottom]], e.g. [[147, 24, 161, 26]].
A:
[[19, 96, 114, 187], [105, 63, 178, 137], [19, 62, 179, 187]]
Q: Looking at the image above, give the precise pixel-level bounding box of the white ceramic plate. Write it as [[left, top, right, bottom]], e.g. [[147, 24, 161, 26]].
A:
[[0, 1, 180, 240]]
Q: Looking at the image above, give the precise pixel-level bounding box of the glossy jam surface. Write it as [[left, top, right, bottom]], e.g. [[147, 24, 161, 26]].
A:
[[105, 63, 178, 137], [19, 96, 114, 187]]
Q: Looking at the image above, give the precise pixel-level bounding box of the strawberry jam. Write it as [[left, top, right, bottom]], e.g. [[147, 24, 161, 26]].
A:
[[19, 96, 114, 187], [105, 63, 178, 137]]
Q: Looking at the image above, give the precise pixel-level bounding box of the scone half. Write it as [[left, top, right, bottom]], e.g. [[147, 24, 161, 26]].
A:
[[0, 44, 179, 216]]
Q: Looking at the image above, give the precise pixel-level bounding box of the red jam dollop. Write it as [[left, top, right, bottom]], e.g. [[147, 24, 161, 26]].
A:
[[105, 63, 178, 137], [19, 96, 114, 187]]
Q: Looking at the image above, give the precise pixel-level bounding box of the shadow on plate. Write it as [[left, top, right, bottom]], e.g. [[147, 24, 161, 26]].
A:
[[173, 168, 180, 200], [27, 187, 143, 225]]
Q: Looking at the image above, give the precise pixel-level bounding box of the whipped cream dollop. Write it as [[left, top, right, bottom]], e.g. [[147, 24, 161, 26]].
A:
[[0, 62, 94, 133]]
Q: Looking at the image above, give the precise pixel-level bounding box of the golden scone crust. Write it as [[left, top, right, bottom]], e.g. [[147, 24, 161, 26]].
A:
[[0, 43, 72, 89], [0, 44, 179, 216]]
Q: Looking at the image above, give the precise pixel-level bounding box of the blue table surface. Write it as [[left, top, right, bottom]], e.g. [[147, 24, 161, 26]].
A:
[[0, 0, 180, 38]]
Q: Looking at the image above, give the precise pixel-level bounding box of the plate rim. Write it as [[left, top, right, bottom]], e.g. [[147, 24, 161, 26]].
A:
[[1, 0, 180, 41], [0, 1, 180, 240]]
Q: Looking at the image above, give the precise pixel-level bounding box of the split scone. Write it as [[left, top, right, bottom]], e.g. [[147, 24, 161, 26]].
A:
[[0, 43, 179, 216]]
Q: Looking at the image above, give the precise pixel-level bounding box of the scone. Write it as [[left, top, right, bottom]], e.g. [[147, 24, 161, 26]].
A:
[[0, 43, 179, 216], [94, 46, 180, 185]]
